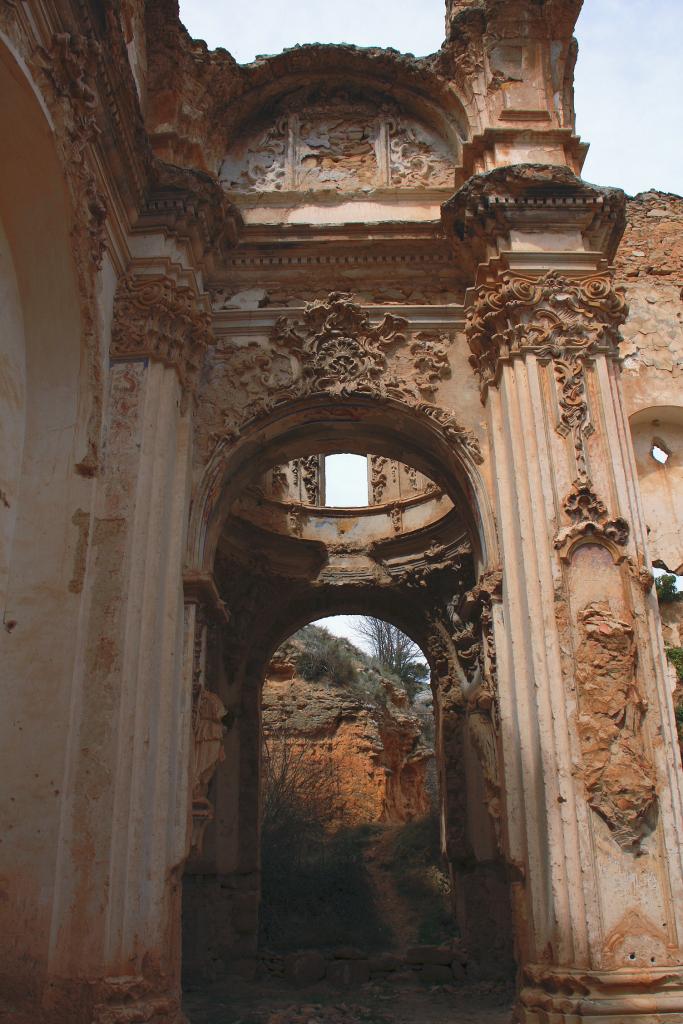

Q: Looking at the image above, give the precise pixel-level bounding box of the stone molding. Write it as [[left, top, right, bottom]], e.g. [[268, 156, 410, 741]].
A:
[[183, 571, 231, 625], [466, 269, 628, 397], [111, 273, 212, 398]]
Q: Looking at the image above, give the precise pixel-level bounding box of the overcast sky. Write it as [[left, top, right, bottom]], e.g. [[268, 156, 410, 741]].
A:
[[180, 0, 683, 197], [178, 0, 681, 648]]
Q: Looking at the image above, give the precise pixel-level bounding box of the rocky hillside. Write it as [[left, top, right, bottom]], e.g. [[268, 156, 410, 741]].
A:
[[262, 626, 434, 826]]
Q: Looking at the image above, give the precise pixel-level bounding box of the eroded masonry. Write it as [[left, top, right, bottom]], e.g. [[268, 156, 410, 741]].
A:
[[2, 0, 683, 1021]]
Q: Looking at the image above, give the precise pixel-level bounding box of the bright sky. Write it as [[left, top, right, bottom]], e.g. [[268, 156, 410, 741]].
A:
[[178, 0, 682, 646], [179, 0, 683, 196]]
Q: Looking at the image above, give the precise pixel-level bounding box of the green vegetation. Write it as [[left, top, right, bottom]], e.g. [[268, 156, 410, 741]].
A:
[[295, 625, 359, 687], [666, 646, 683, 682], [656, 574, 683, 604], [291, 623, 412, 707]]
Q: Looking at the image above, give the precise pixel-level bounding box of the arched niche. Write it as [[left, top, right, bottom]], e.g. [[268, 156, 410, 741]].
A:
[[630, 405, 683, 575], [219, 85, 461, 195]]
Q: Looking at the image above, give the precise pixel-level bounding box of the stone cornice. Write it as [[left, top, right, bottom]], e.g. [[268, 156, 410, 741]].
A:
[[466, 269, 629, 396], [110, 273, 213, 398], [443, 164, 627, 275], [183, 572, 231, 625], [135, 160, 244, 279]]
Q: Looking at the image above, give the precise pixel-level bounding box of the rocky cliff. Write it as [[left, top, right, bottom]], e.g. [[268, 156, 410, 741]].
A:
[[262, 628, 433, 826]]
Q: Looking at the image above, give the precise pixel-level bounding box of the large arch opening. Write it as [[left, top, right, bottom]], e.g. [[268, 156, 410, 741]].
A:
[[181, 398, 515, 1015]]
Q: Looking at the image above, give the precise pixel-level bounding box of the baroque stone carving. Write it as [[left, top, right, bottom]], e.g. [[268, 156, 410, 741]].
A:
[[191, 688, 228, 854], [574, 602, 657, 851], [33, 32, 108, 268], [295, 456, 323, 504], [466, 271, 629, 395], [554, 356, 592, 478], [111, 274, 212, 397], [555, 480, 630, 560], [369, 455, 389, 503], [221, 103, 455, 194], [209, 292, 482, 463]]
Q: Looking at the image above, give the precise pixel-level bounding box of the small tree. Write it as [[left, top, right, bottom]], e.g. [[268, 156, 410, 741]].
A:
[[656, 573, 683, 604], [355, 617, 429, 702]]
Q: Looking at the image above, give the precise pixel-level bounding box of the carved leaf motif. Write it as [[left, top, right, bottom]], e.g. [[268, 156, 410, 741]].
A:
[[466, 271, 629, 394], [555, 480, 630, 558], [206, 292, 482, 464], [388, 117, 454, 188], [111, 274, 212, 396]]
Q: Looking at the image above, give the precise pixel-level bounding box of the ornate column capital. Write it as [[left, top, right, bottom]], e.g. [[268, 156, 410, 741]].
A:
[[111, 273, 213, 398], [466, 269, 628, 396]]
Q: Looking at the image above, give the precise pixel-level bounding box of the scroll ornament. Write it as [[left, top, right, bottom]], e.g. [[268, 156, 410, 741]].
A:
[[466, 271, 628, 395], [207, 292, 483, 464], [111, 274, 212, 397]]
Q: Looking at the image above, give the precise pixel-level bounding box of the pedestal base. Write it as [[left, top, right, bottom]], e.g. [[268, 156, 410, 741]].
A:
[[517, 964, 683, 1023]]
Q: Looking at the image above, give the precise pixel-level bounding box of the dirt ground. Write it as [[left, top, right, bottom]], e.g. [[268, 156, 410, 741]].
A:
[[183, 974, 514, 1024]]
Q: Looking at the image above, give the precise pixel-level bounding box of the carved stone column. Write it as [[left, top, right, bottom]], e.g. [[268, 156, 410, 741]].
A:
[[45, 271, 211, 1023], [449, 169, 683, 1021]]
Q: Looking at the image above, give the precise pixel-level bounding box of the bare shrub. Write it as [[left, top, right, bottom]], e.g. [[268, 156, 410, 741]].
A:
[[260, 717, 387, 950], [355, 617, 429, 702]]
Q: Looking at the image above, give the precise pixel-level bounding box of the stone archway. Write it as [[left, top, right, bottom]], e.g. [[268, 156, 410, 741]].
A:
[[180, 358, 514, 987]]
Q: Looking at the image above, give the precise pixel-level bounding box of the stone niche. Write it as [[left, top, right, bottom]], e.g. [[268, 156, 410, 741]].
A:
[[219, 94, 456, 194]]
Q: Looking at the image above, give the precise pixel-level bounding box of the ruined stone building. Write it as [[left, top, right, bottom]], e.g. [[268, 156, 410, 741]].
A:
[[2, 0, 683, 1020]]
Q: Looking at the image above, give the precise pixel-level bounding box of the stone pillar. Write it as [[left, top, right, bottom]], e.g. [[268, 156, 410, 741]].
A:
[[453, 171, 683, 1019], [45, 271, 210, 1023]]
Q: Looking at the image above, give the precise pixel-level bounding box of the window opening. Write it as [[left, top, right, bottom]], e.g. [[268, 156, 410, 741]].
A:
[[651, 441, 670, 465], [324, 453, 369, 506]]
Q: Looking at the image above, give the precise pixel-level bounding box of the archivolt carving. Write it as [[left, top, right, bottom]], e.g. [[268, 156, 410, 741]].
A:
[[369, 455, 389, 503], [207, 292, 482, 463], [466, 271, 628, 395], [33, 32, 108, 269], [111, 274, 212, 398], [574, 602, 657, 851], [14, 25, 110, 472]]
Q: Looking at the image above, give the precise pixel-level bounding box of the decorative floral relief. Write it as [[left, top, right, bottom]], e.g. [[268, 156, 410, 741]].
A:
[[574, 602, 657, 851], [369, 455, 389, 503], [220, 117, 288, 192], [220, 104, 455, 193], [111, 274, 212, 397], [388, 118, 454, 188], [554, 356, 591, 479], [466, 271, 629, 395], [204, 292, 481, 464]]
